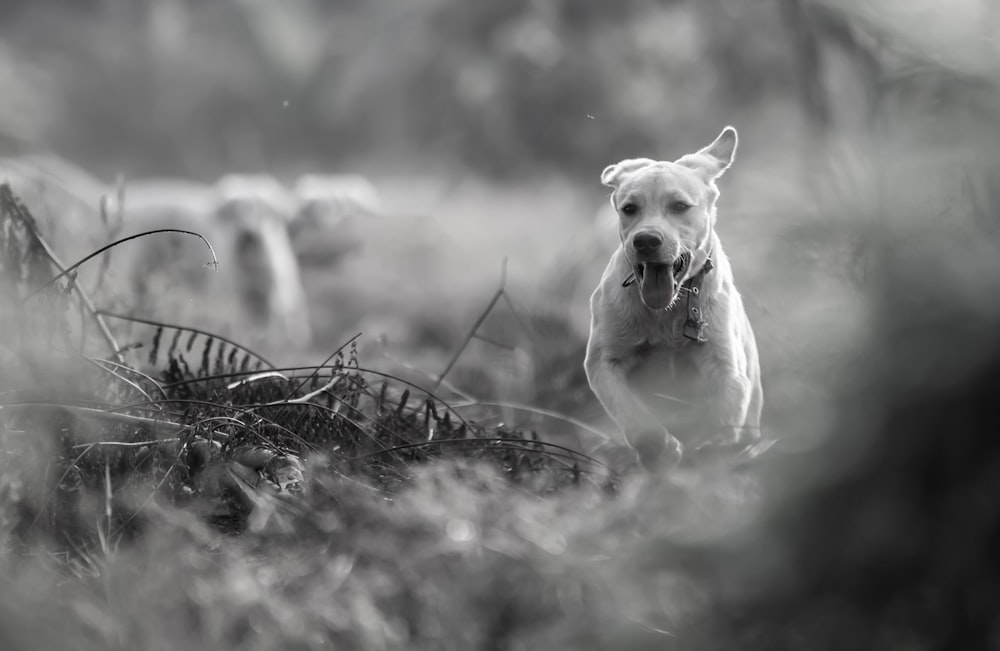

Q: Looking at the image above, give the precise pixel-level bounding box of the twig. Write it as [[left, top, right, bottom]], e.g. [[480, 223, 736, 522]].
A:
[[80, 397, 316, 447], [22, 228, 218, 303], [433, 257, 508, 392], [279, 375, 345, 405], [471, 332, 516, 351], [451, 399, 609, 444], [102, 459, 113, 554], [69, 438, 181, 450], [225, 371, 292, 391], [65, 417, 242, 450], [0, 403, 187, 435], [499, 291, 538, 346], [83, 356, 157, 404], [91, 173, 126, 297], [254, 392, 414, 448], [160, 364, 481, 433], [88, 357, 168, 400], [0, 184, 125, 362], [281, 331, 362, 401]]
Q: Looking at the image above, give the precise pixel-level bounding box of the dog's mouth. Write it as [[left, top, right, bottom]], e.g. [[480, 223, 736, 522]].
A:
[[634, 253, 690, 310]]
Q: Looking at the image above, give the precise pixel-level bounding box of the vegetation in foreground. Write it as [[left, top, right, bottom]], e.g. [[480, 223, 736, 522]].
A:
[[4, 121, 1000, 651], [2, 2, 1000, 647]]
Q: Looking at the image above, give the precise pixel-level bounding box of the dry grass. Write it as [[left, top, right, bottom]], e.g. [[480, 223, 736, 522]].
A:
[[4, 83, 1000, 648]]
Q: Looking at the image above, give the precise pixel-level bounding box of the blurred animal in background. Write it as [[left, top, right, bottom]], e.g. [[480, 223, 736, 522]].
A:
[[115, 174, 312, 349], [216, 173, 311, 345], [0, 158, 313, 351], [288, 173, 383, 269], [585, 126, 764, 470], [285, 171, 439, 355]]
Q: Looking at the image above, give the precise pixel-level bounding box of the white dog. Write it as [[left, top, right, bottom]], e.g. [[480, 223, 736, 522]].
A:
[[289, 173, 383, 268], [119, 175, 311, 348], [584, 126, 763, 470], [215, 174, 311, 345]]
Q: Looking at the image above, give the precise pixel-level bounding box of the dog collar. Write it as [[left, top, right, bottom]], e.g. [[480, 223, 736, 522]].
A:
[[682, 257, 714, 343], [621, 256, 715, 342]]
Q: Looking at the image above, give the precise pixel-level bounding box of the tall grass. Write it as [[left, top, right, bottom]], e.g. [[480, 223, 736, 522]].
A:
[[5, 112, 1000, 647]]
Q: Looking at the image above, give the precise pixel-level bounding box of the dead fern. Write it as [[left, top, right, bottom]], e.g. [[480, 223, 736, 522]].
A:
[[1, 182, 613, 553]]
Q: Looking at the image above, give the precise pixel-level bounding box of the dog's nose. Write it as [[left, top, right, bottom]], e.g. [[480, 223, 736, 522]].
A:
[[633, 232, 662, 253]]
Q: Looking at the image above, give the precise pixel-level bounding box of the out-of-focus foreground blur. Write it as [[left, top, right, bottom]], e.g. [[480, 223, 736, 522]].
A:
[[2, 1, 1000, 649]]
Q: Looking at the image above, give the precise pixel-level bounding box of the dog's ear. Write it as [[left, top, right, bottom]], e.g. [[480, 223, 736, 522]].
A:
[[675, 126, 738, 180], [601, 158, 656, 188]]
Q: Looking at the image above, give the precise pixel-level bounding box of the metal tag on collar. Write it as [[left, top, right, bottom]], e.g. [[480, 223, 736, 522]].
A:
[[683, 316, 709, 342], [682, 257, 713, 342], [682, 290, 708, 342]]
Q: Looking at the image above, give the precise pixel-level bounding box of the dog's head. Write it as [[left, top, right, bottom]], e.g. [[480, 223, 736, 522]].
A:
[[601, 126, 737, 310], [212, 175, 313, 344]]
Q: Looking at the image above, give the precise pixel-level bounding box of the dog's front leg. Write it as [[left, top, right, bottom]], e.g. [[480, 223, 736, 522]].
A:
[[691, 347, 758, 462], [714, 371, 754, 439], [584, 347, 683, 470]]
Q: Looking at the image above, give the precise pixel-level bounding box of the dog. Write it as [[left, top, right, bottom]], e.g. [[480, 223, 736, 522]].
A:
[[118, 175, 312, 349], [584, 126, 763, 470], [288, 173, 383, 268], [215, 174, 312, 346]]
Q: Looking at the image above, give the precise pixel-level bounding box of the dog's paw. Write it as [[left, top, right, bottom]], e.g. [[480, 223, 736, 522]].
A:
[[625, 427, 684, 471], [684, 427, 763, 468], [594, 442, 642, 477]]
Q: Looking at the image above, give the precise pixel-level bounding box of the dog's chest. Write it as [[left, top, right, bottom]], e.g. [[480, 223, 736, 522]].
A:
[[627, 332, 706, 399], [626, 337, 711, 441], [625, 307, 690, 349]]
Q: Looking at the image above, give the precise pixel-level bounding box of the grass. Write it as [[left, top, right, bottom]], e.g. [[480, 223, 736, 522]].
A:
[[0, 179, 737, 650], [4, 97, 1000, 648], [0, 175, 617, 525]]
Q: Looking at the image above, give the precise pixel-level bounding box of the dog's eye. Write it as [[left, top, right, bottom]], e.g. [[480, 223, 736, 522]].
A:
[[620, 203, 638, 217], [670, 200, 691, 213]]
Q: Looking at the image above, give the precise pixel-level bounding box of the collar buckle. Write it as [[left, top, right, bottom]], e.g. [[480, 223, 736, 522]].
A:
[[682, 257, 714, 343]]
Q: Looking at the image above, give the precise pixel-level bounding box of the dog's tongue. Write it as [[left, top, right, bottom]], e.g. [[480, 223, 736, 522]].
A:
[[638, 263, 674, 309]]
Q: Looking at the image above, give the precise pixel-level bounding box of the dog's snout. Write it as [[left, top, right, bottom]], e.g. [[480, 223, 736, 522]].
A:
[[632, 232, 663, 253]]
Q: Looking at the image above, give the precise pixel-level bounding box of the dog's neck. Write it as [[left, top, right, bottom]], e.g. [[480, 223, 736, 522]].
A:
[[617, 232, 724, 343], [680, 256, 714, 342]]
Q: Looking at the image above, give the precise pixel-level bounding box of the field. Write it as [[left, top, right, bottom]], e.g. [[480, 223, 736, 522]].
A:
[[3, 2, 1000, 650]]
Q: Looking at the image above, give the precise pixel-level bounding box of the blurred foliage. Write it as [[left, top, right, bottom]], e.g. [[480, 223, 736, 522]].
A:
[[3, 2, 1000, 649], [0, 0, 930, 180]]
